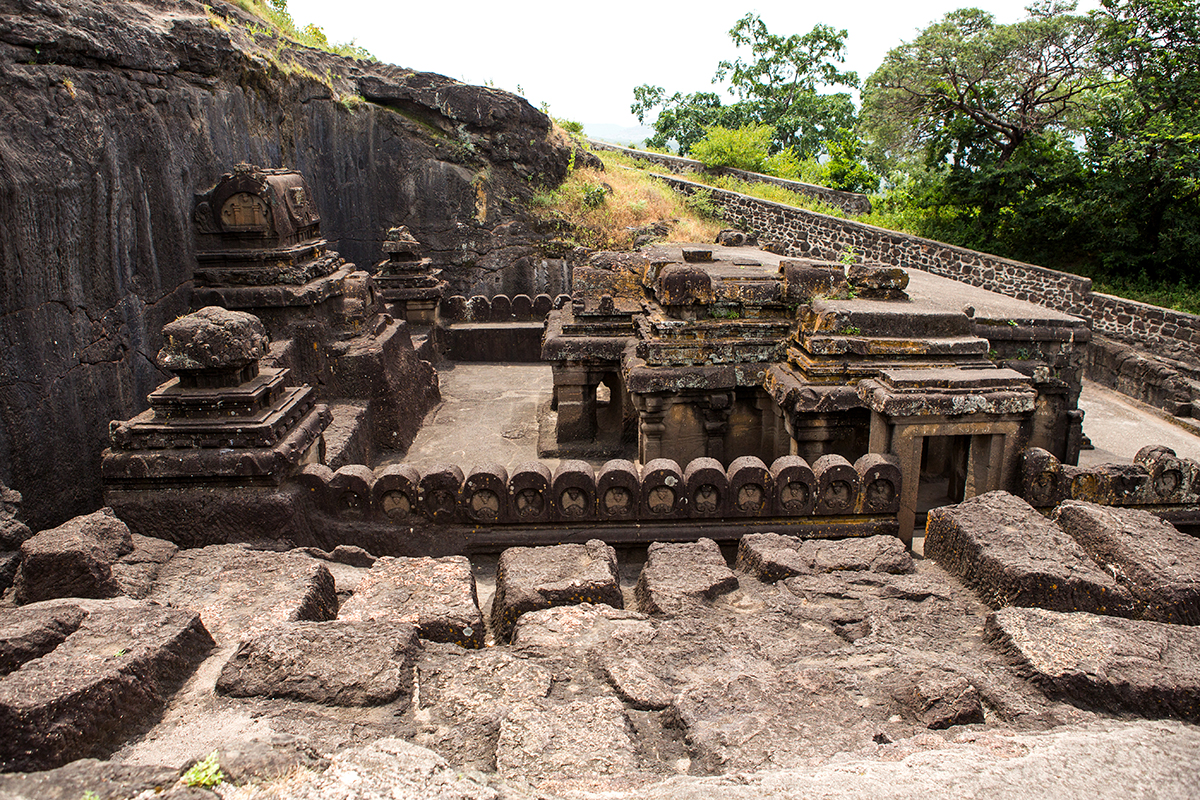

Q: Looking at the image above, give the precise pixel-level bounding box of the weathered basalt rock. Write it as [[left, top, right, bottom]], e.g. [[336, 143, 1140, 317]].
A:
[[987, 606, 1200, 721], [490, 540, 622, 642], [510, 603, 654, 653], [634, 538, 738, 615], [338, 555, 484, 648], [147, 545, 337, 644], [1052, 500, 1200, 625], [736, 532, 913, 581], [215, 619, 420, 706], [13, 508, 134, 604], [0, 600, 214, 771], [925, 492, 1132, 615], [899, 669, 986, 730], [0, 601, 87, 677], [157, 307, 268, 372]]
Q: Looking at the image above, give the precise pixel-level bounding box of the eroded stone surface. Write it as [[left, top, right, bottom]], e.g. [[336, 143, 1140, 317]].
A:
[[1053, 500, 1200, 625], [899, 669, 986, 730], [925, 492, 1132, 615], [0, 601, 87, 677], [511, 603, 654, 653], [635, 538, 738, 615], [736, 532, 913, 581], [987, 606, 1200, 721], [157, 306, 268, 372], [0, 759, 181, 800], [111, 534, 179, 600], [216, 620, 420, 706], [148, 545, 336, 645], [0, 599, 213, 771], [404, 646, 553, 770], [604, 657, 675, 710], [338, 555, 483, 648], [490, 540, 622, 642], [14, 508, 133, 604], [495, 695, 643, 790]]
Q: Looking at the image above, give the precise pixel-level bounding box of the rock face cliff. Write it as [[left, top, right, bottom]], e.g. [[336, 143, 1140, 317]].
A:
[[0, 0, 577, 528]]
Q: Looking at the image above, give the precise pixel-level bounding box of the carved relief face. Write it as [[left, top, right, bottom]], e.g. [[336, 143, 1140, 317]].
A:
[[1155, 469, 1182, 497], [469, 489, 500, 520], [427, 489, 456, 518], [823, 480, 852, 511], [340, 491, 362, 512], [220, 192, 268, 228], [736, 484, 764, 513], [381, 490, 411, 520], [865, 478, 895, 508], [693, 484, 719, 514], [603, 486, 631, 516], [647, 485, 675, 514], [560, 487, 588, 517], [1029, 473, 1055, 506], [779, 481, 809, 511], [515, 487, 545, 517]]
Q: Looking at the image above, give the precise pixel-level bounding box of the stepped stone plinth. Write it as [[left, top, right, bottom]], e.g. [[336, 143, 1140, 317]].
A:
[[102, 307, 329, 488], [373, 226, 446, 325]]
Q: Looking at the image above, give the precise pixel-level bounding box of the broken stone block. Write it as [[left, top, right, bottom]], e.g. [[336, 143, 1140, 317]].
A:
[[736, 532, 913, 581], [216, 620, 419, 706], [0, 481, 31, 552], [987, 606, 1200, 722], [495, 695, 639, 786], [603, 657, 674, 710], [148, 545, 336, 645], [634, 538, 738, 615], [900, 669, 985, 729], [14, 508, 134, 604], [1053, 501, 1200, 625], [490, 540, 622, 643], [213, 736, 329, 785], [925, 492, 1132, 615], [339, 555, 484, 648], [510, 603, 653, 652], [111, 534, 178, 600], [0, 600, 214, 771], [157, 306, 268, 372], [0, 551, 19, 594], [0, 601, 87, 676]]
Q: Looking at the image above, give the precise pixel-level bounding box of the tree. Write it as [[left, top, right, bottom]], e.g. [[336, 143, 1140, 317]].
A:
[[631, 14, 858, 159], [860, 2, 1103, 254], [1082, 0, 1200, 279], [863, 2, 1102, 166]]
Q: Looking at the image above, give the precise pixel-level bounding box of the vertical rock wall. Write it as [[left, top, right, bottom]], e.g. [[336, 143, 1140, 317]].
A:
[[0, 0, 573, 528]]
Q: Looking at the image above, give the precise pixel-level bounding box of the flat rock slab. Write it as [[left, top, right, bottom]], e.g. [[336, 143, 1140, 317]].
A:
[[111, 534, 178, 600], [496, 695, 643, 791], [987, 606, 1200, 721], [490, 540, 622, 642], [0, 759, 181, 800], [406, 646, 553, 770], [511, 603, 654, 652], [0, 601, 86, 676], [338, 555, 484, 648], [0, 599, 214, 771], [1053, 501, 1200, 625], [925, 491, 1132, 615], [13, 507, 133, 604], [736, 533, 913, 581], [216, 619, 420, 706], [635, 538, 738, 615], [666, 669, 893, 773], [148, 545, 337, 644]]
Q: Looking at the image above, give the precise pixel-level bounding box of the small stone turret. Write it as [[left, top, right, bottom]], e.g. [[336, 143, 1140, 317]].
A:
[[103, 307, 330, 487], [373, 226, 446, 325]]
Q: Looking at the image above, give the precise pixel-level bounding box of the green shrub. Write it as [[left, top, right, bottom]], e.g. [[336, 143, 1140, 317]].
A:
[[690, 125, 774, 172]]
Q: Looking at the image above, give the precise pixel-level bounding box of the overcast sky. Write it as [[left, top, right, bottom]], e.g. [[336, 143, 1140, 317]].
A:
[[285, 0, 1101, 130]]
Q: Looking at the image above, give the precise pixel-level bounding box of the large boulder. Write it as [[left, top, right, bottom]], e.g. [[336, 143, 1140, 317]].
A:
[[925, 492, 1132, 615], [1053, 501, 1200, 625], [13, 508, 133, 604]]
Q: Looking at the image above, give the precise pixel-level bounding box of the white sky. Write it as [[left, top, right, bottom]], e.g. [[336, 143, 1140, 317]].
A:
[[285, 0, 1101, 128]]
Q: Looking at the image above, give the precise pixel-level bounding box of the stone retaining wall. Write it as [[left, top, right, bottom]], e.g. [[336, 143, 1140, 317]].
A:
[[588, 140, 872, 215]]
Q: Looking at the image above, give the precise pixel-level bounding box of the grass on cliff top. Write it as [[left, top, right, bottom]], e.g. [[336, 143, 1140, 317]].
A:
[[530, 151, 722, 252], [227, 0, 375, 60]]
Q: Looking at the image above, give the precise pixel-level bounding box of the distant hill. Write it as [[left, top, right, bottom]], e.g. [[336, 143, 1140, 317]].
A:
[[584, 123, 656, 147]]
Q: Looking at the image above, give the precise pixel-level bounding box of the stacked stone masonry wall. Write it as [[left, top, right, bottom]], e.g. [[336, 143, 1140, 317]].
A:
[[587, 140, 872, 215], [651, 173, 1200, 373]]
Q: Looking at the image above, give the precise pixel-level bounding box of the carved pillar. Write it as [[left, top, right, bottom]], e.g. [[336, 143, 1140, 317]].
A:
[[703, 392, 732, 462], [637, 395, 668, 463], [554, 366, 597, 443]]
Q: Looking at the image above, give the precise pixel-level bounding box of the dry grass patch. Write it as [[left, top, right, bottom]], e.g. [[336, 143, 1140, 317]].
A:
[[531, 158, 721, 251]]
